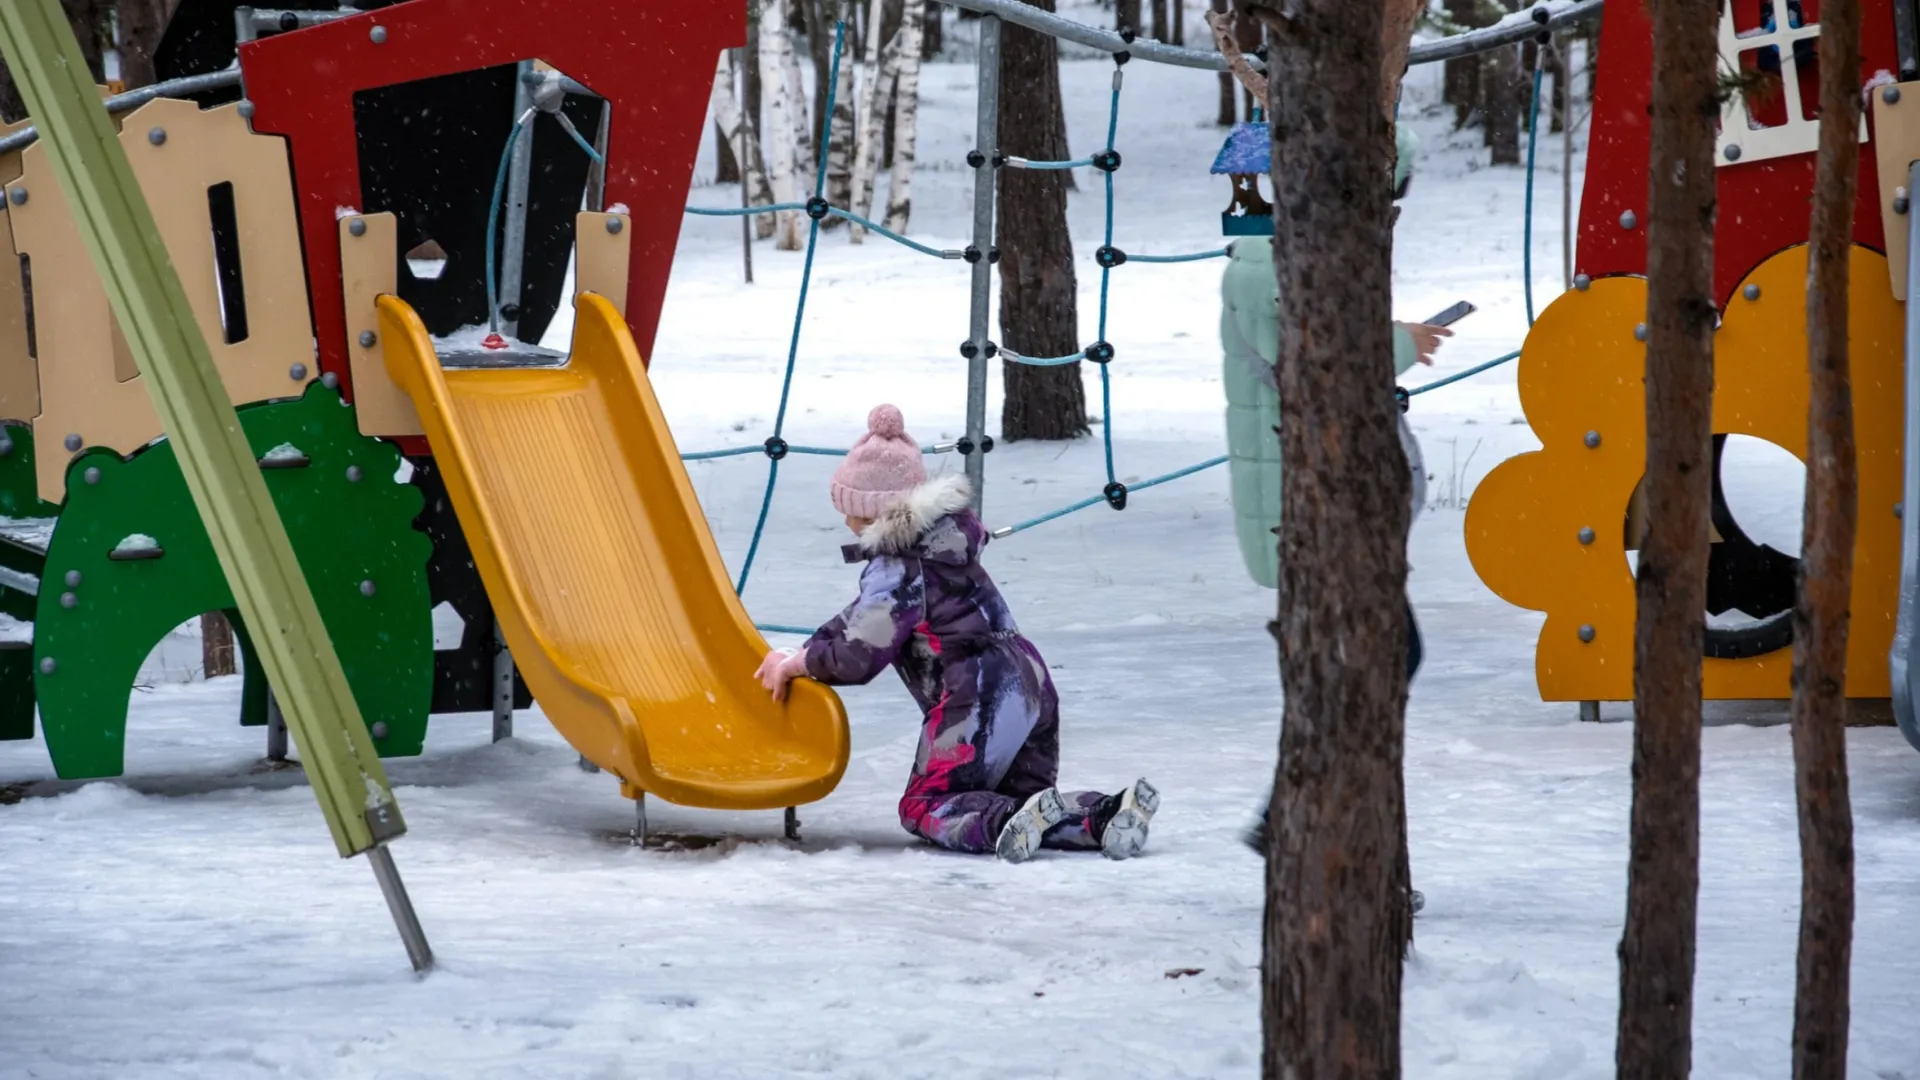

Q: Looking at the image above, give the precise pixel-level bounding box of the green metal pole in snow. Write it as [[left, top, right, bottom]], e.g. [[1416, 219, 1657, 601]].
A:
[[0, 0, 432, 972]]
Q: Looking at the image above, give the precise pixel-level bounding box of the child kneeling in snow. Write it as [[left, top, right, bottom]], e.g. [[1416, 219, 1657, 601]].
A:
[[755, 405, 1157, 863]]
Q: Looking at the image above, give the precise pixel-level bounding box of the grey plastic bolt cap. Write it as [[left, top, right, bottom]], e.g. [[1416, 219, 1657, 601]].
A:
[[349, 217, 367, 237], [371, 721, 390, 739], [1577, 624, 1596, 643], [1584, 430, 1602, 448], [83, 467, 100, 485], [360, 330, 377, 348], [370, 25, 388, 42], [289, 362, 309, 381], [1573, 274, 1591, 291], [1634, 323, 1649, 342], [148, 127, 167, 146], [59, 591, 75, 609], [1619, 209, 1637, 230], [1743, 283, 1761, 301], [63, 433, 81, 452], [360, 579, 377, 597], [346, 465, 364, 483], [38, 657, 53, 675], [1578, 526, 1596, 545], [64, 570, 79, 588], [606, 217, 625, 234]]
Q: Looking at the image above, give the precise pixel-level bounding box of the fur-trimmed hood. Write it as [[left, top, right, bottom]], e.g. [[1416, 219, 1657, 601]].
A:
[[843, 474, 980, 565]]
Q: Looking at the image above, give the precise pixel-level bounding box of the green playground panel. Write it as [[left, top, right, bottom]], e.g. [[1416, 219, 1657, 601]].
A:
[[34, 382, 434, 779]]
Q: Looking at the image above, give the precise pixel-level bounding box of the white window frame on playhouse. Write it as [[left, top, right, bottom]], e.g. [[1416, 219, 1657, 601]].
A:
[[1715, 0, 1867, 168]]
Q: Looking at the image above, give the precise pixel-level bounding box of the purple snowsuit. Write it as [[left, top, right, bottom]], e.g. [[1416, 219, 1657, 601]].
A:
[[802, 475, 1113, 854]]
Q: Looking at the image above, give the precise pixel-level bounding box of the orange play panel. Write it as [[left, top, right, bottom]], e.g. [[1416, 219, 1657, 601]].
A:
[[378, 292, 849, 808]]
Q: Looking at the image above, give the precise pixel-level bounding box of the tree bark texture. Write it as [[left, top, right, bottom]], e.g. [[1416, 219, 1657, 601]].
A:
[[797, 0, 833, 153], [1214, 0, 1235, 124], [848, 0, 895, 239], [1442, 0, 1483, 127], [1117, 0, 1142, 36], [715, 119, 743, 183], [823, 54, 857, 227], [1790, 1, 1861, 1076], [997, 0, 1086, 443], [1235, 8, 1263, 120], [1173, 0, 1184, 47], [1150, 0, 1168, 42], [0, 0, 110, 120], [921, 0, 942, 57], [1378, 0, 1423, 124], [202, 612, 236, 678], [759, 0, 808, 250], [115, 0, 173, 90], [1261, 0, 1408, 1076], [711, 49, 777, 239], [883, 0, 925, 235], [1615, 1, 1719, 1076], [1485, 43, 1521, 164]]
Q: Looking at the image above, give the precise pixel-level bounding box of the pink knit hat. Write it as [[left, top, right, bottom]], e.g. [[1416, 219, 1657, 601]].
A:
[[831, 405, 926, 518]]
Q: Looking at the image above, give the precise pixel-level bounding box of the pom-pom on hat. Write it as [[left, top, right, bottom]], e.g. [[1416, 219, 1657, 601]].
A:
[[830, 405, 927, 518]]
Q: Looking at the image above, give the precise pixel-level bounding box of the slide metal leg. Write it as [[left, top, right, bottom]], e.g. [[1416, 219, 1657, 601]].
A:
[[630, 792, 648, 847], [1578, 700, 1601, 724], [784, 806, 801, 842], [266, 689, 289, 761]]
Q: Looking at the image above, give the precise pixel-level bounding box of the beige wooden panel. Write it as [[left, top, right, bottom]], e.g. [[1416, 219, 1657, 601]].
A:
[[15, 98, 313, 502], [339, 211, 422, 437], [575, 211, 630, 319], [1875, 81, 1920, 301], [122, 99, 312, 404], [0, 118, 37, 422]]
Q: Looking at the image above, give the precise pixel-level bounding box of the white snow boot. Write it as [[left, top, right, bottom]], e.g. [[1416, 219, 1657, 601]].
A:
[[996, 788, 1069, 863], [1100, 778, 1160, 861]]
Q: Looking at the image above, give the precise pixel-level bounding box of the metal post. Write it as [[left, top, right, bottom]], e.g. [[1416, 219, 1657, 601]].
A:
[[366, 844, 434, 973], [1578, 700, 1601, 723], [1891, 160, 1920, 741], [962, 14, 1001, 514], [233, 7, 256, 47], [498, 60, 538, 340], [631, 792, 648, 846], [784, 805, 801, 841], [584, 97, 611, 213], [491, 620, 513, 742], [1896, 0, 1919, 81], [736, 46, 754, 286], [266, 688, 289, 760]]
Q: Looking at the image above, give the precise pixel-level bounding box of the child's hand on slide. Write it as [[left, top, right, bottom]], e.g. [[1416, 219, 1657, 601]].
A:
[[755, 648, 808, 702]]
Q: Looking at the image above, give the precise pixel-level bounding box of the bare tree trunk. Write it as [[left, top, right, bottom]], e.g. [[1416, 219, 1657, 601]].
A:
[[747, 10, 764, 138], [0, 0, 110, 120], [715, 120, 743, 183], [203, 612, 236, 678], [1615, 0, 1718, 1075], [1442, 0, 1482, 127], [1791, 2, 1862, 1076], [1116, 0, 1141, 35], [783, 21, 816, 175], [712, 50, 777, 239], [1173, 0, 1184, 46], [998, 0, 1085, 442], [1485, 43, 1521, 163], [848, 0, 894, 239], [115, 0, 169, 90], [1213, 0, 1234, 123], [1547, 36, 1568, 133], [883, 1, 925, 235], [796, 0, 832, 153], [759, 0, 807, 250], [1260, 0, 1408, 1073], [1235, 10, 1263, 119], [823, 52, 856, 227], [921, 0, 942, 56], [1150, 0, 1167, 41]]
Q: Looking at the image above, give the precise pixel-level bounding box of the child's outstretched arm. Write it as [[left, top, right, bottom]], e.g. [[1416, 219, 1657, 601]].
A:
[[802, 556, 923, 687]]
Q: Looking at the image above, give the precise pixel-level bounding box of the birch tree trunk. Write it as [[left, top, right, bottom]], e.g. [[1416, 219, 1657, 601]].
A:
[[1615, 0, 1719, 1074], [783, 32, 816, 177], [849, 33, 900, 241], [883, 0, 925, 235], [1791, 1, 1862, 1076], [759, 0, 807, 250], [823, 56, 856, 227], [1260, 0, 1408, 1071], [711, 50, 777, 240]]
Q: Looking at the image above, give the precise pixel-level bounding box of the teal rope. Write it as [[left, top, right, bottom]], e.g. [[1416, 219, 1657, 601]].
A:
[[1128, 248, 1229, 264], [733, 20, 847, 596], [687, 202, 808, 216], [1009, 156, 1096, 170], [1095, 75, 1122, 487], [483, 118, 527, 332], [996, 455, 1230, 537], [1523, 55, 1543, 327], [1405, 349, 1521, 396]]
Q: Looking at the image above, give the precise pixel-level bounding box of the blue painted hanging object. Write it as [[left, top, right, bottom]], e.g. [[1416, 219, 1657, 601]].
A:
[[1210, 110, 1271, 236]]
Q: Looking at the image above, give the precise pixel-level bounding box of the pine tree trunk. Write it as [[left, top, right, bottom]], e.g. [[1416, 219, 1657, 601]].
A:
[[759, 0, 807, 250], [1485, 43, 1521, 163], [1615, 0, 1718, 1075], [883, 2, 925, 235], [998, 0, 1085, 443], [1150, 0, 1167, 41], [922, 0, 942, 56], [1212, 0, 1234, 123], [202, 612, 236, 678], [1260, 0, 1408, 1073], [1116, 0, 1141, 35], [712, 50, 777, 239], [797, 0, 832, 153], [1791, 1, 1861, 1075], [115, 0, 168, 90], [1548, 37, 1568, 133], [1173, 0, 1184, 47], [1442, 0, 1480, 124], [1235, 11, 1263, 119]]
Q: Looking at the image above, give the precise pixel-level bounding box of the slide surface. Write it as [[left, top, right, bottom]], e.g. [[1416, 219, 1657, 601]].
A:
[[378, 293, 849, 809]]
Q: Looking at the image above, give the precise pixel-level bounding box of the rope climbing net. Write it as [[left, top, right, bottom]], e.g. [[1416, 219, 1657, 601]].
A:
[[678, 17, 1572, 625]]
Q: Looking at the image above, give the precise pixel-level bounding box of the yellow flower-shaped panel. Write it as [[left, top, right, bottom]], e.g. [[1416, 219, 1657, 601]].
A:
[[1465, 245, 1903, 701]]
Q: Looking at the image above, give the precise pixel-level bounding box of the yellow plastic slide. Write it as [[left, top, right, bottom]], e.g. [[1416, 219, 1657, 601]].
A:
[[377, 293, 850, 810]]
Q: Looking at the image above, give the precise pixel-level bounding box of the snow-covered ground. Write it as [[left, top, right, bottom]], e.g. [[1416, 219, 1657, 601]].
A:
[[4, 27, 1920, 1080]]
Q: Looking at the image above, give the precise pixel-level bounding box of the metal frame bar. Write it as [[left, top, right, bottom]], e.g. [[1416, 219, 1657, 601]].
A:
[[1892, 159, 1920, 749], [963, 15, 1000, 513], [1895, 0, 1920, 81], [933, 0, 1602, 71], [497, 61, 538, 340]]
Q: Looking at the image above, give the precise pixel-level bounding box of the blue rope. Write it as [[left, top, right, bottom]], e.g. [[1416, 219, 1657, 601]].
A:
[[1008, 156, 1096, 170], [1523, 57, 1543, 327], [824, 207, 956, 258], [995, 455, 1230, 537], [483, 118, 527, 332], [1128, 248, 1229, 264], [1094, 75, 1122, 487], [559, 117, 605, 163], [733, 20, 847, 596], [687, 202, 809, 216], [755, 623, 818, 636], [1405, 349, 1521, 396]]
